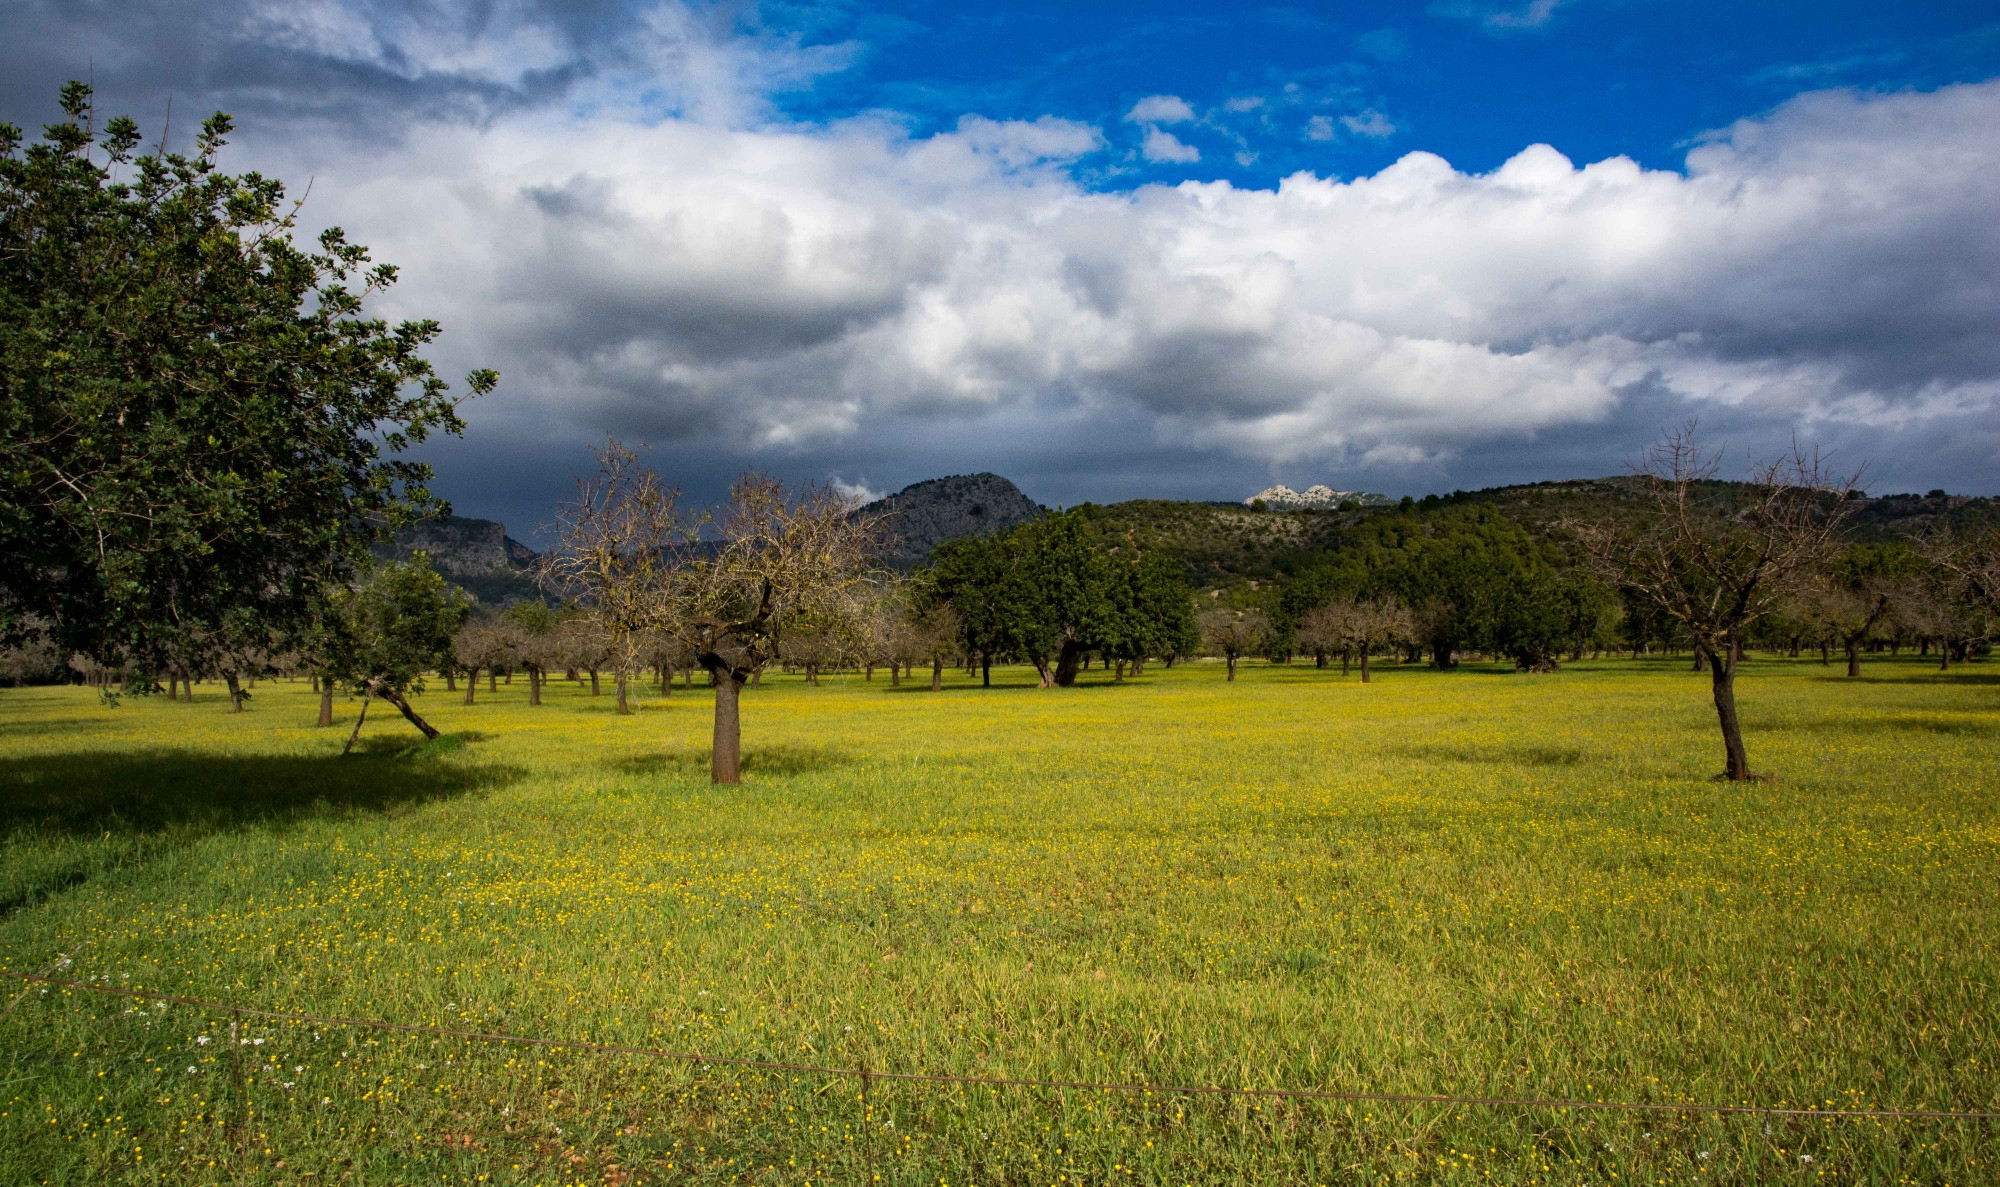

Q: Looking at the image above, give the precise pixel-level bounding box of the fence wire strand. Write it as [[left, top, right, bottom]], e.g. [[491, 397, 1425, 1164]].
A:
[[5, 968, 1995, 1124]]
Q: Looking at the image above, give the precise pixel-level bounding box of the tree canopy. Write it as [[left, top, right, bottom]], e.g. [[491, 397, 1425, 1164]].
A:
[[0, 83, 494, 682]]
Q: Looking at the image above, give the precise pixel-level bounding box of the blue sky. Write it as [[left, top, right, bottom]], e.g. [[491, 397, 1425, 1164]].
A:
[[757, 2, 2000, 182], [5, 1, 2000, 529]]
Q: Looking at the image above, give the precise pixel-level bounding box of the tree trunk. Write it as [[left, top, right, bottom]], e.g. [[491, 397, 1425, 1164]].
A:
[[1707, 644, 1752, 781], [529, 666, 543, 706], [890, 664, 901, 687], [932, 658, 944, 691], [1314, 652, 1326, 669], [751, 665, 762, 687], [1053, 642, 1083, 687], [981, 653, 992, 687], [1692, 649, 1708, 673], [865, 664, 874, 682], [464, 669, 477, 705], [1360, 646, 1372, 683], [1845, 637, 1861, 678], [1429, 643, 1454, 670], [446, 670, 457, 692], [1820, 641, 1830, 665], [683, 667, 694, 690], [1341, 649, 1351, 676], [342, 695, 372, 755], [371, 681, 442, 741], [615, 669, 632, 715], [225, 672, 246, 713], [589, 668, 601, 696], [1114, 659, 1126, 681], [1225, 654, 1237, 681], [710, 669, 744, 784], [1132, 657, 1145, 676], [318, 683, 334, 727], [1940, 637, 1952, 670]]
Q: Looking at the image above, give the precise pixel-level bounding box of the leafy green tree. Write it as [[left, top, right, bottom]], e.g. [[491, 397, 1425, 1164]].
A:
[[0, 83, 494, 684], [331, 554, 470, 752]]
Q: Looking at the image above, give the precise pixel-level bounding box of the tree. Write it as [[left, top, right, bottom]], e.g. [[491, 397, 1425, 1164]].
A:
[[0, 84, 494, 685], [909, 603, 964, 691], [330, 554, 469, 752], [1297, 596, 1411, 682], [1803, 544, 1917, 677], [502, 600, 558, 705], [1570, 425, 1858, 780], [670, 472, 886, 784], [1198, 607, 1268, 681], [452, 620, 517, 705], [541, 442, 694, 716]]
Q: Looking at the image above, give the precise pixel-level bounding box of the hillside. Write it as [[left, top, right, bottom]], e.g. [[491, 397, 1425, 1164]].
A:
[[372, 515, 541, 605]]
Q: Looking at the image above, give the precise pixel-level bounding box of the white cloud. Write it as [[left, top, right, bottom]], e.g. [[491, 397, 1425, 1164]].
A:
[[1340, 109, 1396, 138], [1435, 0, 1563, 30], [1140, 126, 1201, 163], [1222, 96, 1266, 114], [1125, 94, 1196, 124], [241, 62, 2000, 479], [1305, 115, 1336, 141], [828, 476, 883, 505]]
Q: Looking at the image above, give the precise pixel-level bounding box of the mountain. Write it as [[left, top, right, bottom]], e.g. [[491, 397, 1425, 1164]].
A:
[[372, 515, 541, 605], [1244, 484, 1391, 510], [862, 473, 1045, 568]]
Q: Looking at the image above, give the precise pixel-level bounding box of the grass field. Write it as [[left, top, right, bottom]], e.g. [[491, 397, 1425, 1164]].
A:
[[0, 655, 1995, 1185]]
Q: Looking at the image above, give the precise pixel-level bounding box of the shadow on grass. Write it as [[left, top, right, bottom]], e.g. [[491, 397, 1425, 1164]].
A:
[[603, 745, 857, 778], [1394, 742, 1589, 767], [1811, 669, 2000, 686], [0, 740, 522, 842]]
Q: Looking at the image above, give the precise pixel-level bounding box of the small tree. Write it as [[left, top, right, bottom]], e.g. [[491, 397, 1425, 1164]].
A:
[[502, 601, 558, 705], [670, 473, 886, 784], [333, 554, 469, 752], [541, 441, 695, 716], [910, 603, 964, 691], [1570, 425, 1858, 780], [1198, 607, 1268, 681]]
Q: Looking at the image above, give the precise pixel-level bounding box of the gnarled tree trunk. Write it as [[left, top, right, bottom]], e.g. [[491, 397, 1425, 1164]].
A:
[[318, 682, 334, 727], [1706, 644, 1752, 781], [225, 672, 246, 712]]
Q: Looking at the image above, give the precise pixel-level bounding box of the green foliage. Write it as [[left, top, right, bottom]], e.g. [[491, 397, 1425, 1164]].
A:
[[918, 510, 1196, 682], [330, 554, 470, 697], [1278, 505, 1602, 670], [0, 83, 495, 675]]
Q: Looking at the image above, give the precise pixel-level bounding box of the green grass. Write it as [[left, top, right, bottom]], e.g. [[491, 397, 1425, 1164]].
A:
[[0, 655, 1995, 1185]]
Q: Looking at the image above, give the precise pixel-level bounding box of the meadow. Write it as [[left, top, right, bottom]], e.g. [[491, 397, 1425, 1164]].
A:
[[0, 655, 1994, 1185]]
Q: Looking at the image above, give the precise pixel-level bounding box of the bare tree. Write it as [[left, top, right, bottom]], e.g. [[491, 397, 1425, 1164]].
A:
[[1569, 424, 1859, 780], [1300, 596, 1412, 683], [1198, 607, 1269, 681], [541, 442, 696, 716], [1800, 579, 1896, 678], [669, 473, 887, 783]]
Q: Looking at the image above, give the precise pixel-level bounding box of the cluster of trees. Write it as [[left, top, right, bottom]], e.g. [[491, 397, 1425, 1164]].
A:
[[914, 511, 1198, 687]]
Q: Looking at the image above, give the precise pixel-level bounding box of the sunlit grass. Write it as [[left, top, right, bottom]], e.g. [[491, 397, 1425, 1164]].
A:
[[1, 654, 1995, 1184]]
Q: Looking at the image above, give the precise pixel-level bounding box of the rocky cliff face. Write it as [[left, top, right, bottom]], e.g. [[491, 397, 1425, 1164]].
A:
[[372, 516, 541, 605], [1244, 484, 1391, 510], [862, 473, 1044, 568]]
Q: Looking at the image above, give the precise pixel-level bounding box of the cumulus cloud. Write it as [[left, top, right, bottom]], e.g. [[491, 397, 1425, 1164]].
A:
[[1126, 94, 1196, 124], [1140, 126, 1202, 163], [1435, 0, 1564, 31], [11, 0, 1998, 506]]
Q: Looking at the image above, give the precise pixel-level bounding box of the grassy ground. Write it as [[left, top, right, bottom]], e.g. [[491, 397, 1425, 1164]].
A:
[[0, 654, 1994, 1185]]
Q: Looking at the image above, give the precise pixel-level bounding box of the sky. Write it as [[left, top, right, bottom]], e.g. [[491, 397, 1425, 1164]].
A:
[[7, 1, 2000, 535]]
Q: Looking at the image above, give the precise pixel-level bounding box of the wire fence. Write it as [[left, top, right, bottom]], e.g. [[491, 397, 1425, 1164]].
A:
[[6, 967, 1996, 1125]]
